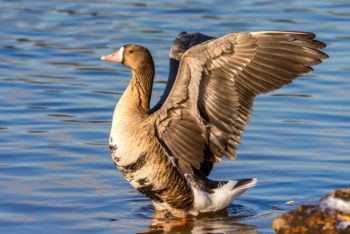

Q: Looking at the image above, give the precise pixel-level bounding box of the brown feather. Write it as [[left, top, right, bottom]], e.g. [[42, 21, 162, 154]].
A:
[[153, 31, 328, 176]]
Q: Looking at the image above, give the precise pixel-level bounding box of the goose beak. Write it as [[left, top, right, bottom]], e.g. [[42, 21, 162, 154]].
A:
[[101, 46, 124, 63]]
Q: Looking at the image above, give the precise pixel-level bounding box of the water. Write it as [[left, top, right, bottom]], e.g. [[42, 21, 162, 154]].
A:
[[0, 0, 349, 233]]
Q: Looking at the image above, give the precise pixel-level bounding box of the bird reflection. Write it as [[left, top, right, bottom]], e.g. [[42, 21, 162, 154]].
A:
[[141, 205, 258, 234]]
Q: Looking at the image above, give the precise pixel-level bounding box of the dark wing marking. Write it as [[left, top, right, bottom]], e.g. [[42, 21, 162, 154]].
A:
[[150, 32, 215, 113]]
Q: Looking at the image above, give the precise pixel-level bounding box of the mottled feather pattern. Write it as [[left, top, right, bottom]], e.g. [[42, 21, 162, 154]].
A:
[[110, 128, 194, 212]]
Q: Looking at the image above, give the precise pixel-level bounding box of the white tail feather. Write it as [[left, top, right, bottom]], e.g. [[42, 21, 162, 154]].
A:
[[191, 178, 257, 214]]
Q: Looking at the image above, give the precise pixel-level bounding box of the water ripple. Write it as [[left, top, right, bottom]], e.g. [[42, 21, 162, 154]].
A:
[[0, 0, 349, 233]]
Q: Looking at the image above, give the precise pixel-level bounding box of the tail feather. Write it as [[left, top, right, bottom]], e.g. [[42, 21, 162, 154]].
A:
[[189, 176, 257, 214], [233, 178, 257, 190]]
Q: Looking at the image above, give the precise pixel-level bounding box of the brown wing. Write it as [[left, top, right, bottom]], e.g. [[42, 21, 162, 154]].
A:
[[153, 31, 328, 176]]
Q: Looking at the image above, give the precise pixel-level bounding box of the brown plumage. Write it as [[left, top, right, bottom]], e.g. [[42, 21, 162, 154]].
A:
[[101, 31, 328, 217]]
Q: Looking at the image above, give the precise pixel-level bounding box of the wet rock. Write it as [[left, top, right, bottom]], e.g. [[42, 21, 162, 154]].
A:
[[273, 189, 350, 234]]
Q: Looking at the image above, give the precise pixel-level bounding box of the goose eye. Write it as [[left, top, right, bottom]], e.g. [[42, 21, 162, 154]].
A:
[[129, 50, 134, 54]]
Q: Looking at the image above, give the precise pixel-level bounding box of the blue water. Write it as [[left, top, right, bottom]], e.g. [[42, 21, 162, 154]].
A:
[[0, 0, 349, 233]]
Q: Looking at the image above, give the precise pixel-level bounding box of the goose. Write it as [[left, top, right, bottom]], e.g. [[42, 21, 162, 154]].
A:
[[101, 31, 328, 217]]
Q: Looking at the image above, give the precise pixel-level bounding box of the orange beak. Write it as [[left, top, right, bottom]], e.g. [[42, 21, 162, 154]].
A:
[[101, 46, 124, 63]]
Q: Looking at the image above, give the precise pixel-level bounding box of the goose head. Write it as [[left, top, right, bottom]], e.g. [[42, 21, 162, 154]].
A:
[[101, 44, 153, 72]]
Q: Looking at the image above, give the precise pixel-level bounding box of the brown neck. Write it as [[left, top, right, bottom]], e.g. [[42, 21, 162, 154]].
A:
[[129, 62, 154, 112]]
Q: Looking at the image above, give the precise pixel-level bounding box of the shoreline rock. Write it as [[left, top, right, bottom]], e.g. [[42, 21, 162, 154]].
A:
[[273, 189, 350, 234]]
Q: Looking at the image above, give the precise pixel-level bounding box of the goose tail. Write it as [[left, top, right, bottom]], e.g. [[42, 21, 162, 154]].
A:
[[187, 175, 257, 214]]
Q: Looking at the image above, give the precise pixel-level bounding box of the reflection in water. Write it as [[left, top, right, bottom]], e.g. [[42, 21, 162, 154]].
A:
[[141, 205, 258, 234], [147, 218, 257, 234]]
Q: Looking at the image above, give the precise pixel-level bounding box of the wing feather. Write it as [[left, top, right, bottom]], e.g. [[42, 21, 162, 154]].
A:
[[153, 31, 328, 175]]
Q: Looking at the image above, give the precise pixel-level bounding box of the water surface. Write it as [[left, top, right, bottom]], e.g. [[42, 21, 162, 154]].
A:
[[0, 0, 349, 233]]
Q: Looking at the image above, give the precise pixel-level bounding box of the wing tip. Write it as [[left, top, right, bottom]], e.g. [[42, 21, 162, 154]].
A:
[[312, 39, 327, 49]]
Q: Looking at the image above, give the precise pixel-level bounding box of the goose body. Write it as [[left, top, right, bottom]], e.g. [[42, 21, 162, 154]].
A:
[[101, 31, 328, 217]]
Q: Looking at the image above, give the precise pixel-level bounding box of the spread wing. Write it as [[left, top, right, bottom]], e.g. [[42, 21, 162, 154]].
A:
[[153, 31, 328, 176]]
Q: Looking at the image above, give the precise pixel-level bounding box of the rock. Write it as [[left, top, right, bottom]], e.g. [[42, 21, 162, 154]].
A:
[[273, 189, 350, 234]]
